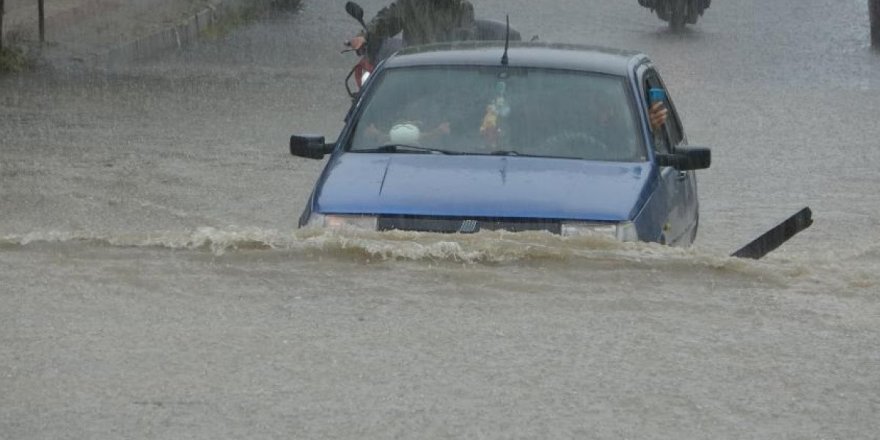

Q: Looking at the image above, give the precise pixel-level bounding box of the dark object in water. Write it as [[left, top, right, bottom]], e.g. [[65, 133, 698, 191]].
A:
[[731, 207, 813, 259]]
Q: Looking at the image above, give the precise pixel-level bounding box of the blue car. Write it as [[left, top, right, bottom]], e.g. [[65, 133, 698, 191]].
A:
[[290, 42, 711, 246]]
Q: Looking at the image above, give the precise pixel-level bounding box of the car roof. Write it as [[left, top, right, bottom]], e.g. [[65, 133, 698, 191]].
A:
[[382, 41, 649, 77]]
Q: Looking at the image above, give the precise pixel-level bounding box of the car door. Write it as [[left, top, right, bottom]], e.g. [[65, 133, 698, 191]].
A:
[[643, 69, 698, 245]]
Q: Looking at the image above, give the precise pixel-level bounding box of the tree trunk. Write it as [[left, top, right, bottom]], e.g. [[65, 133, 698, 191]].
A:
[[871, 0, 880, 47]]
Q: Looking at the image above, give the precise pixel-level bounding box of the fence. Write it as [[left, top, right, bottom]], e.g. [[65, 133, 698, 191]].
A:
[[0, 0, 46, 50]]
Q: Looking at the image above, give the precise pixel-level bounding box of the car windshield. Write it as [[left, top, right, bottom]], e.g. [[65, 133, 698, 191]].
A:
[[348, 66, 646, 161]]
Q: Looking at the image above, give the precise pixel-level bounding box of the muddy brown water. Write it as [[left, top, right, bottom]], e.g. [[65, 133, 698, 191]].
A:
[[2, 0, 879, 437]]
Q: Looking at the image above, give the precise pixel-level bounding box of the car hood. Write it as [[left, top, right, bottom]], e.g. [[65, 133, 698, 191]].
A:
[[314, 153, 653, 221]]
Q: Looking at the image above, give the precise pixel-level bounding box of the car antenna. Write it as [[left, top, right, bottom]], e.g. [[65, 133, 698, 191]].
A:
[[501, 15, 510, 66]]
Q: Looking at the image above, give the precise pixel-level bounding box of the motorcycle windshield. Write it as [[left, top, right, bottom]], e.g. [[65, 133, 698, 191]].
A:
[[348, 66, 648, 163]]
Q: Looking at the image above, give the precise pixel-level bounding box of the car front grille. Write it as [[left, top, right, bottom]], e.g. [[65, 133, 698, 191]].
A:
[[377, 216, 562, 234]]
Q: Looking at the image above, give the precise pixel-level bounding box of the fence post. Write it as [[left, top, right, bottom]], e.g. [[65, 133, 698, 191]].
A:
[[872, 0, 880, 47], [38, 0, 45, 43], [1, 0, 5, 51]]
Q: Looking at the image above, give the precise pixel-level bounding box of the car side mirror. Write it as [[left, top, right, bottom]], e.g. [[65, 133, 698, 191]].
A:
[[656, 146, 711, 171], [290, 135, 334, 160]]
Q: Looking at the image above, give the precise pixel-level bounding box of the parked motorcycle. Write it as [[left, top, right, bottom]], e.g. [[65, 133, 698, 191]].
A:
[[343, 1, 521, 98], [638, 0, 711, 30]]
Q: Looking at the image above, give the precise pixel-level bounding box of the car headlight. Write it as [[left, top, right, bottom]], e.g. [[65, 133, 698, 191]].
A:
[[307, 213, 378, 230], [560, 221, 638, 242]]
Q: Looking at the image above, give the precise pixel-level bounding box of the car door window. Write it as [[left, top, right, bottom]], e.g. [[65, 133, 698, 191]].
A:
[[649, 71, 686, 148], [665, 105, 683, 147], [657, 83, 684, 147], [644, 73, 672, 154]]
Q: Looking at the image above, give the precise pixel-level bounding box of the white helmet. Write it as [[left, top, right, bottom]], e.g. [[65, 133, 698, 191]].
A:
[[389, 123, 421, 144]]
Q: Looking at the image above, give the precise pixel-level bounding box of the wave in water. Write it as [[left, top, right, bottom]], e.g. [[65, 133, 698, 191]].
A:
[[2, 226, 877, 289]]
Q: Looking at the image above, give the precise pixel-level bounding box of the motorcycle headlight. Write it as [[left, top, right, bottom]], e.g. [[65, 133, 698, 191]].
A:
[[360, 71, 371, 85], [307, 213, 378, 231], [560, 221, 638, 242]]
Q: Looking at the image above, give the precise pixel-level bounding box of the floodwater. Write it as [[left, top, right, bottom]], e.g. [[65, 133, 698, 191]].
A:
[[2, 0, 879, 437]]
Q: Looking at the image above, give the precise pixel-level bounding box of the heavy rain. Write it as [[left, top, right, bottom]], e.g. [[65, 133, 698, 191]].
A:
[[1, 0, 879, 437]]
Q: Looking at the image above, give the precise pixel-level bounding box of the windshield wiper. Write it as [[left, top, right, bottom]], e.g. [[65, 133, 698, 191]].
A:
[[353, 144, 463, 155], [487, 150, 548, 158]]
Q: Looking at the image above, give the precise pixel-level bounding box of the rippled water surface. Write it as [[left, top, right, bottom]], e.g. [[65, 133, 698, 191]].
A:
[[2, 0, 879, 437]]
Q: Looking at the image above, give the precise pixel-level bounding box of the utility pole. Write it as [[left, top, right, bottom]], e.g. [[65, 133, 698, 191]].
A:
[[872, 0, 880, 48], [38, 0, 45, 44]]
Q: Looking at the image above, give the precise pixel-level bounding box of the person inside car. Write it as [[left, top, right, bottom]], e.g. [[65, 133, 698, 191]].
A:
[[363, 120, 452, 145], [593, 89, 669, 141], [589, 94, 669, 157], [358, 88, 455, 146], [649, 101, 667, 133], [348, 0, 477, 50]]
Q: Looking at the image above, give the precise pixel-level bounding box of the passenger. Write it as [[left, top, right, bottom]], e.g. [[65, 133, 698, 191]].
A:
[[361, 91, 453, 145], [349, 0, 477, 50], [363, 120, 451, 145]]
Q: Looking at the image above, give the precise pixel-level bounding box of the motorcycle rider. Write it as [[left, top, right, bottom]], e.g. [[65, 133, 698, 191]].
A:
[[637, 0, 711, 10], [349, 0, 477, 50]]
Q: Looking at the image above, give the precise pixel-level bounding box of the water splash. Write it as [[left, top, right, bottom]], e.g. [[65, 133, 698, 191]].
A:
[[4, 226, 877, 292], [0, 225, 814, 273]]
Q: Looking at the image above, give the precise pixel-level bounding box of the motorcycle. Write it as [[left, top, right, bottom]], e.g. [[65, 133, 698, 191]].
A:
[[638, 0, 711, 30], [343, 1, 521, 98]]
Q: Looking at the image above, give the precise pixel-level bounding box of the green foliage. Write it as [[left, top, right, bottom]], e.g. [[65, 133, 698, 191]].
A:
[[0, 46, 32, 73], [201, 0, 301, 40]]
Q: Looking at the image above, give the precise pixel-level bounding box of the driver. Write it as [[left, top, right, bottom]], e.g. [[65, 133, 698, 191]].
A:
[[349, 0, 477, 50], [649, 101, 668, 133], [592, 90, 669, 157]]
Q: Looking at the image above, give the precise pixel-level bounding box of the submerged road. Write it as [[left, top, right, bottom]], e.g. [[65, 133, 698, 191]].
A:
[[1, 0, 879, 438]]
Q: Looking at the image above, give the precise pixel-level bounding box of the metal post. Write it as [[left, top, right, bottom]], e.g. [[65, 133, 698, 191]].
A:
[[38, 0, 45, 44], [871, 0, 880, 48]]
